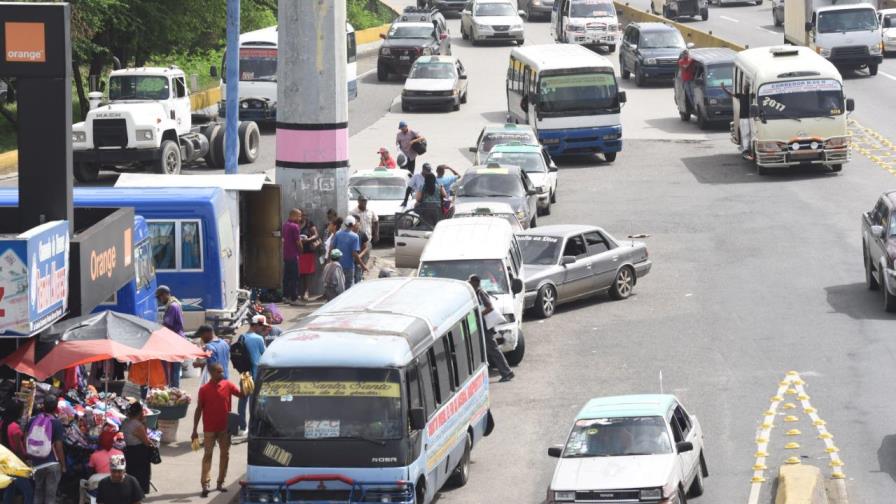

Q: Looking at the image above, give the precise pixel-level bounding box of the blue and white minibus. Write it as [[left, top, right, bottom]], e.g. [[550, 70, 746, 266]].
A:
[[242, 277, 494, 504], [506, 44, 626, 161]]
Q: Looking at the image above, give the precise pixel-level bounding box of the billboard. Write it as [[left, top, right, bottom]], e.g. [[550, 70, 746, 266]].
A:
[[0, 220, 68, 336]]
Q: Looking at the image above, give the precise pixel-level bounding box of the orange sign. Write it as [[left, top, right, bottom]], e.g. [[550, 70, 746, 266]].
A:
[[5, 22, 46, 63]]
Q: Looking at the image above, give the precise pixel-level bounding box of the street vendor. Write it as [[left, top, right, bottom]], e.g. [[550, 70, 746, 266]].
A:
[[155, 286, 185, 389]]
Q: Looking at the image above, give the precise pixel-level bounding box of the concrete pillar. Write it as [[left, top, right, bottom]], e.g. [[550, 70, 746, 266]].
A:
[[275, 0, 349, 295]]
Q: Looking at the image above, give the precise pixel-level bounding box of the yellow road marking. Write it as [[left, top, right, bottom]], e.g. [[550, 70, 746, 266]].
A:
[[849, 119, 896, 175]]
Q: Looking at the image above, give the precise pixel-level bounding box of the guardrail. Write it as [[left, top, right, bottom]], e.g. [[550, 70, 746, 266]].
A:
[[614, 1, 746, 51]]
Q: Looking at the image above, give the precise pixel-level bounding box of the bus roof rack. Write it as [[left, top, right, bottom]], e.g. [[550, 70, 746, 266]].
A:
[[769, 47, 800, 57]]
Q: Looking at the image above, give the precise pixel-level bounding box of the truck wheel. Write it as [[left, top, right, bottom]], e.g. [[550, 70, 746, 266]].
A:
[[869, 63, 878, 76], [74, 162, 100, 183], [205, 124, 223, 168], [504, 330, 525, 367], [212, 127, 226, 168], [377, 63, 389, 82], [701, 7, 709, 20], [155, 140, 182, 175], [238, 121, 260, 164]]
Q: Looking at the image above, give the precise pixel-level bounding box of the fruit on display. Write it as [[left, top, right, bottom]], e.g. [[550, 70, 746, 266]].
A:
[[146, 387, 191, 408]]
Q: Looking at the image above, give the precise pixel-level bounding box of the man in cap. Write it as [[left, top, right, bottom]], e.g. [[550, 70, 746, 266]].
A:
[[395, 121, 425, 174], [401, 162, 433, 209], [351, 195, 379, 244], [96, 454, 144, 504], [232, 315, 267, 436], [331, 216, 368, 289], [322, 249, 346, 301], [155, 285, 185, 388]]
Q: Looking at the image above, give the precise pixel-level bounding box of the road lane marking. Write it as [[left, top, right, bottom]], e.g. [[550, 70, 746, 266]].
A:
[[879, 71, 896, 81], [849, 119, 896, 176], [720, 15, 740, 23], [756, 26, 778, 34]]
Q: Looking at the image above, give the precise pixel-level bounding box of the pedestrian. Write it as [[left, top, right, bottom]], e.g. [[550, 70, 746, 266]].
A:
[[120, 402, 153, 494], [81, 430, 123, 504], [331, 216, 368, 289], [322, 249, 346, 301], [192, 325, 230, 384], [395, 120, 426, 174], [323, 216, 342, 258], [351, 196, 379, 244], [435, 164, 460, 194], [401, 162, 432, 209], [191, 363, 243, 498], [281, 209, 302, 304], [234, 316, 267, 436], [351, 216, 371, 286], [377, 147, 397, 169], [1, 400, 33, 504], [26, 395, 65, 504], [722, 83, 754, 159], [678, 49, 696, 109], [468, 275, 514, 383], [297, 209, 320, 302], [95, 454, 143, 504], [415, 172, 447, 226], [155, 285, 185, 388]]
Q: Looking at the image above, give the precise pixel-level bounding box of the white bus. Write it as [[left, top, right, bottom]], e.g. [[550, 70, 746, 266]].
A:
[[218, 24, 357, 122], [242, 277, 494, 504], [506, 44, 626, 162]]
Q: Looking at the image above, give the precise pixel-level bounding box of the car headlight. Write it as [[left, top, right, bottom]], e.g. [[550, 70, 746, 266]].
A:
[[757, 140, 784, 152], [640, 488, 663, 500], [136, 129, 154, 141], [516, 210, 526, 219], [825, 136, 849, 148], [72, 131, 86, 143], [476, 23, 491, 31], [511, 24, 523, 30], [817, 46, 831, 57], [707, 97, 719, 105], [602, 133, 619, 140], [553, 490, 575, 501], [381, 47, 391, 55], [646, 58, 657, 65], [869, 43, 882, 55]]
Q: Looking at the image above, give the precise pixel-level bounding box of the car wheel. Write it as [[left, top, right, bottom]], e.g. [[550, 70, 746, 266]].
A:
[[609, 266, 635, 300], [700, 450, 709, 477], [865, 250, 879, 290], [621, 65, 631, 79], [550, 189, 557, 204], [155, 139, 182, 175], [461, 89, 468, 104], [377, 63, 389, 81], [701, 7, 708, 20], [534, 285, 557, 319], [634, 64, 645, 87], [73, 162, 100, 183], [774, 10, 782, 26], [679, 109, 690, 121], [678, 484, 689, 504], [604, 152, 617, 162], [688, 452, 706, 497], [453, 100, 460, 111], [869, 63, 879, 76], [544, 202, 551, 215], [504, 329, 525, 366], [882, 271, 896, 312], [446, 433, 472, 487], [696, 109, 708, 130], [461, 24, 468, 40]]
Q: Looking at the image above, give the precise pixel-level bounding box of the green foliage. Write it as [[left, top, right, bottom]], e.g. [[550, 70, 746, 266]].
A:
[[149, 50, 225, 92], [348, 0, 396, 30]]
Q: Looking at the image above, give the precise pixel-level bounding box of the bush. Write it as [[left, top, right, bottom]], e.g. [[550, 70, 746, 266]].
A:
[[348, 0, 395, 30], [150, 49, 224, 92]]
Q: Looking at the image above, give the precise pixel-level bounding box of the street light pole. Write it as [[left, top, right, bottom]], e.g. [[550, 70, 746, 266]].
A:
[[224, 0, 240, 174]]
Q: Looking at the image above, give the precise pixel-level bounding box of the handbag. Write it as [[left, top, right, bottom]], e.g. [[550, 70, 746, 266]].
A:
[[411, 137, 427, 155], [149, 446, 162, 465], [483, 309, 507, 331]]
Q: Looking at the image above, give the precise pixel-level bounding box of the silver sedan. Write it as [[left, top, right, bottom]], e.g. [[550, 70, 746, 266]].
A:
[[517, 225, 652, 318]]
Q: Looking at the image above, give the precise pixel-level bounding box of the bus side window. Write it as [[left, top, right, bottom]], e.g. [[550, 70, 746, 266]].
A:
[[446, 328, 466, 387], [406, 364, 423, 414], [433, 336, 454, 396], [451, 322, 472, 380], [465, 311, 487, 366], [420, 351, 438, 416]]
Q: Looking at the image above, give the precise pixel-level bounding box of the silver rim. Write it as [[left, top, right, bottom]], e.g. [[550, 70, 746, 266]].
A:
[[616, 269, 633, 297], [164, 149, 179, 174], [541, 287, 555, 316], [247, 128, 260, 157]]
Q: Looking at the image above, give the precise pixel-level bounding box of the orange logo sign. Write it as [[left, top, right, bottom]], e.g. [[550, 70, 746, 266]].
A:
[[5, 22, 46, 63]]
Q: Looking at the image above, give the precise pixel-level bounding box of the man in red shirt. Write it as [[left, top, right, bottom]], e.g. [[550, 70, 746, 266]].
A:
[[678, 50, 697, 112], [191, 363, 244, 497]]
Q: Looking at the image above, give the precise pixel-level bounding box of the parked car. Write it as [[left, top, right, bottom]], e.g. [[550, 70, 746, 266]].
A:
[[518, 224, 651, 318], [520, 0, 556, 20], [453, 201, 524, 231], [881, 8, 896, 56], [470, 123, 539, 164], [674, 47, 736, 129], [455, 164, 541, 229], [460, 0, 527, 45], [402, 55, 469, 112], [773, 0, 785, 26], [378, 7, 451, 81], [862, 191, 896, 312], [619, 22, 692, 87], [486, 142, 558, 216], [546, 395, 708, 504], [347, 167, 411, 240]]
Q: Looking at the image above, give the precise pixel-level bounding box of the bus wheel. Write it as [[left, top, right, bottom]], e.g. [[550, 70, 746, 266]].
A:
[[447, 433, 472, 487], [414, 480, 426, 504]]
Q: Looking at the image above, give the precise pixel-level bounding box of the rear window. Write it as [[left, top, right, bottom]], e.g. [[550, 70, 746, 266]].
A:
[[479, 132, 537, 153]]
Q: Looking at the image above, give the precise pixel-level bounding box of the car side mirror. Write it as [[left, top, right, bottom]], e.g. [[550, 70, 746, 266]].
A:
[[548, 445, 563, 458], [519, 9, 528, 18], [459, 74, 468, 80], [469, 146, 477, 152], [871, 225, 884, 238], [846, 98, 855, 112], [686, 42, 695, 49], [380, 33, 387, 40], [210, 65, 218, 78], [409, 407, 426, 431], [618, 91, 627, 104], [676, 441, 694, 454], [805, 21, 813, 32], [549, 164, 558, 172], [511, 278, 523, 295], [561, 255, 576, 265]]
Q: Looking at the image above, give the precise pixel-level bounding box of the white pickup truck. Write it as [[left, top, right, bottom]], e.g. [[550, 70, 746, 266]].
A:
[[72, 66, 260, 182]]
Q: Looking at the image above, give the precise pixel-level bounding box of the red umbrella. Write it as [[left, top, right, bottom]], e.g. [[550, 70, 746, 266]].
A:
[[1, 311, 208, 380]]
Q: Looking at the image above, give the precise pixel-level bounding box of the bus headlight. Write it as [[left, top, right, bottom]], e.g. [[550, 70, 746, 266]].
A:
[[72, 131, 86, 143]]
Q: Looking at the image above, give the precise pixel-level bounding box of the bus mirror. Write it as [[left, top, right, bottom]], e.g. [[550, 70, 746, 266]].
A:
[[548, 445, 563, 458], [409, 408, 426, 431], [511, 278, 524, 295], [210, 65, 218, 78], [618, 91, 627, 104], [380, 33, 387, 40], [846, 98, 855, 112]]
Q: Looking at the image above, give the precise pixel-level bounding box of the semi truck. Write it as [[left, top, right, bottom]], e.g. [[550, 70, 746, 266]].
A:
[[783, 0, 882, 75]]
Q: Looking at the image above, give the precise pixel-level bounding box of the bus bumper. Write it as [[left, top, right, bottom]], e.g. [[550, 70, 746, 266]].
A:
[[240, 474, 415, 504], [538, 125, 622, 156]]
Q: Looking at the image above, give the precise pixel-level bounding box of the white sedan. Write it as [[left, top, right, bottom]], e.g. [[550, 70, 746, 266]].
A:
[[401, 55, 469, 112], [348, 168, 410, 240], [460, 0, 526, 45], [546, 394, 708, 504]]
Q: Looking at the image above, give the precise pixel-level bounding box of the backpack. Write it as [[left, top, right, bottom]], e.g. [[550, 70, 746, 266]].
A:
[[26, 413, 54, 459], [230, 336, 251, 374]]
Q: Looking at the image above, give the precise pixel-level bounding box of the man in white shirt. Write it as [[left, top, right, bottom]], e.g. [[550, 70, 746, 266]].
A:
[[351, 195, 379, 244]]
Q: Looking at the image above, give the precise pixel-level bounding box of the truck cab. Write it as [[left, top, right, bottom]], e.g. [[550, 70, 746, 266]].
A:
[[551, 0, 622, 51], [784, 0, 882, 75]]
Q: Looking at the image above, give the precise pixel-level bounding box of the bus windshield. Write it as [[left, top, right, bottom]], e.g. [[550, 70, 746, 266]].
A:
[[239, 48, 277, 81], [571, 0, 615, 18], [109, 76, 169, 101], [818, 8, 878, 33], [538, 72, 618, 114], [253, 367, 403, 441], [419, 259, 509, 294], [757, 79, 844, 119]]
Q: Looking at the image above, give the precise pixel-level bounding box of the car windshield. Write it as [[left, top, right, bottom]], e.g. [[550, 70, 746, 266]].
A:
[[419, 259, 509, 294], [239, 48, 278, 81], [252, 367, 403, 440], [517, 234, 562, 265], [475, 3, 517, 16], [457, 172, 525, 198], [640, 30, 685, 48], [563, 416, 673, 457], [571, 0, 615, 18], [757, 79, 844, 119], [705, 64, 733, 88], [349, 177, 407, 200], [479, 132, 537, 154], [388, 24, 434, 39], [487, 151, 546, 173], [818, 8, 878, 33], [109, 76, 170, 101], [409, 62, 456, 79], [538, 72, 619, 113]]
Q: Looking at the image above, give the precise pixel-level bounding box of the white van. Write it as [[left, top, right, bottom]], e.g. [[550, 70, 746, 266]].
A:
[[417, 217, 527, 366], [551, 0, 621, 52]]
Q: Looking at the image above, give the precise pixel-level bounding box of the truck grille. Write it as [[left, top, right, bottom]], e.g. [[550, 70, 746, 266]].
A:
[[830, 45, 869, 59], [93, 119, 128, 148], [576, 489, 641, 501]]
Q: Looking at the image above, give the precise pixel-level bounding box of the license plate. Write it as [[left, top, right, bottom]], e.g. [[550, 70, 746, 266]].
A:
[[400, 55, 410, 60]]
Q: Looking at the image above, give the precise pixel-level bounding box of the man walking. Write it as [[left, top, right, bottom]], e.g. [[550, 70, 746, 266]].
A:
[[351, 216, 371, 286], [96, 454, 144, 504], [351, 196, 379, 244], [191, 363, 243, 498], [395, 121, 425, 174], [192, 325, 230, 384], [331, 216, 367, 289], [27, 395, 66, 504], [468, 275, 514, 383], [155, 285, 185, 388], [234, 316, 267, 436], [281, 209, 302, 304]]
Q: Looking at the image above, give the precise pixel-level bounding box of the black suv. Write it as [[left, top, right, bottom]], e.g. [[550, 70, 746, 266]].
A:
[[619, 22, 690, 87], [378, 8, 451, 81]]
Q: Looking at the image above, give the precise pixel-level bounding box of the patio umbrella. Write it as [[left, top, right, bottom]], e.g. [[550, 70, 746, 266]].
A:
[[0, 310, 207, 380]]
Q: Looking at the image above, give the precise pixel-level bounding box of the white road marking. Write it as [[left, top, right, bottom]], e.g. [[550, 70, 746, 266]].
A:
[[720, 15, 740, 23], [757, 26, 778, 34], [358, 67, 377, 79], [879, 71, 896, 81]]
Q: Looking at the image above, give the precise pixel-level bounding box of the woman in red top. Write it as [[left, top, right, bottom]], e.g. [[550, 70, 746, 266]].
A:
[[1, 400, 34, 504], [377, 147, 397, 169]]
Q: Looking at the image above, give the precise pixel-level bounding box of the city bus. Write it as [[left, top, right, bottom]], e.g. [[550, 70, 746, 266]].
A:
[[219, 23, 358, 122], [506, 44, 626, 161], [242, 277, 494, 504]]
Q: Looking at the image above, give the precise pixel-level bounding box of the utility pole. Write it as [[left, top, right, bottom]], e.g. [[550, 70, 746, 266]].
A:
[[224, 0, 239, 174], [275, 0, 349, 229]]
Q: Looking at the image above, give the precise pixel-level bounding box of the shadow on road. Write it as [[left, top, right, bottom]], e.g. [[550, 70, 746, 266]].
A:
[[680, 152, 836, 184], [877, 435, 896, 483], [824, 282, 894, 320], [480, 110, 509, 123]]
